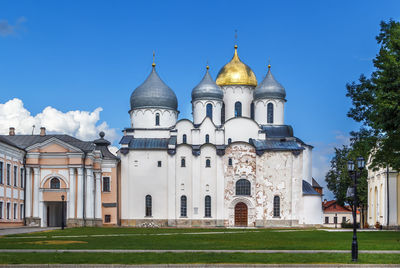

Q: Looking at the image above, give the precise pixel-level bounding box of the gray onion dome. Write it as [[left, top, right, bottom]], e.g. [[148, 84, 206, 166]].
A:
[[191, 66, 223, 101], [130, 65, 178, 111], [254, 66, 286, 100]]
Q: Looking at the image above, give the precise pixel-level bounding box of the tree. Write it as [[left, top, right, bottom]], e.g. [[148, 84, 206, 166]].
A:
[[346, 19, 400, 170], [325, 145, 352, 206], [325, 131, 370, 227]]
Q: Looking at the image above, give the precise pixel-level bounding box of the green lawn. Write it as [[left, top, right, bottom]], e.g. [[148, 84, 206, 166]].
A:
[[0, 253, 399, 265], [0, 227, 399, 264], [1, 227, 399, 250]]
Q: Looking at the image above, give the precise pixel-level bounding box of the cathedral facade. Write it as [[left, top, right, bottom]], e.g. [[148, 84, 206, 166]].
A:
[[119, 45, 323, 227]]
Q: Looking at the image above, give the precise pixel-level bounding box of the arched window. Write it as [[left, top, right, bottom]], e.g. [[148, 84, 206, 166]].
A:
[[205, 159, 211, 168], [273, 196, 280, 217], [180, 195, 187, 217], [235, 102, 242, 117], [205, 134, 210, 143], [206, 103, 213, 120], [250, 103, 255, 119], [155, 113, 160, 126], [50, 178, 60, 189], [267, 103, 274, 124], [221, 103, 225, 123], [182, 134, 187, 144], [228, 158, 232, 166], [205, 195, 211, 217], [181, 157, 186, 167], [235, 179, 251, 196], [145, 195, 152, 217], [228, 138, 232, 145]]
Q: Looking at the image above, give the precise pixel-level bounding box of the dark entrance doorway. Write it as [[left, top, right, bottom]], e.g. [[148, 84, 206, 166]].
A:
[[234, 202, 248, 226], [45, 202, 66, 227]]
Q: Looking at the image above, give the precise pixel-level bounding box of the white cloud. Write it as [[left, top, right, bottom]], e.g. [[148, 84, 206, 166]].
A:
[[0, 98, 118, 144], [0, 17, 26, 37], [311, 131, 350, 200]]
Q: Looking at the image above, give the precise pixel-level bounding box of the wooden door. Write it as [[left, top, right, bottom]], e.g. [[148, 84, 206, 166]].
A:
[[234, 202, 248, 226]]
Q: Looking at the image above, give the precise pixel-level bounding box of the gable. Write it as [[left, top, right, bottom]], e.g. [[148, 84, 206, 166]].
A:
[[40, 143, 70, 153], [25, 137, 83, 153]]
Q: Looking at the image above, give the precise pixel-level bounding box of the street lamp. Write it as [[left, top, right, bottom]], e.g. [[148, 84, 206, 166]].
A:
[[347, 157, 365, 262], [61, 195, 65, 230]]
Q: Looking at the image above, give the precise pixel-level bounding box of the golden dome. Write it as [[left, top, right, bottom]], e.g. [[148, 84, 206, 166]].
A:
[[216, 45, 257, 87]]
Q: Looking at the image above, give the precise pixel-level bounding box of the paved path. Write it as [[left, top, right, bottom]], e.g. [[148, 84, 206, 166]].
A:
[[0, 265, 399, 267], [0, 249, 399, 254], [0, 227, 58, 236]]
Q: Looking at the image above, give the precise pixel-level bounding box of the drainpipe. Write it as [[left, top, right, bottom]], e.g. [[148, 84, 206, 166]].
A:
[[386, 166, 390, 227], [83, 152, 87, 226], [22, 151, 26, 226]]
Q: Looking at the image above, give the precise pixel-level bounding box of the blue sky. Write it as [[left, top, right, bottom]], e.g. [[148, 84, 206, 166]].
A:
[[1, 0, 399, 198]]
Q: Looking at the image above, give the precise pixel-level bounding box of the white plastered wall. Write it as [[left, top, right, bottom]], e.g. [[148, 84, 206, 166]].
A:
[[192, 100, 222, 126], [130, 108, 178, 129], [222, 85, 255, 121], [254, 99, 285, 125]]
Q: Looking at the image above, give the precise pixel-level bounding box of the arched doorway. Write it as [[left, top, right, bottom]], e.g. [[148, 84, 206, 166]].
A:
[[234, 202, 248, 226]]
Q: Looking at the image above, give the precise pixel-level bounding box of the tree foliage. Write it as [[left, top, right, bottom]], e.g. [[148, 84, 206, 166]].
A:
[[346, 19, 400, 170]]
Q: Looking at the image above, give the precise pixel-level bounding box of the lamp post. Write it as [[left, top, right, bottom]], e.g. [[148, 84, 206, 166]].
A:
[[347, 156, 365, 262], [61, 195, 65, 230]]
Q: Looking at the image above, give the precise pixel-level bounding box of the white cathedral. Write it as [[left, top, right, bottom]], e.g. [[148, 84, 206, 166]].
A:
[[119, 45, 323, 227]]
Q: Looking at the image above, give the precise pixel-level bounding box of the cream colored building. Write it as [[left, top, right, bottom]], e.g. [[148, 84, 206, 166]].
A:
[[0, 130, 25, 227], [367, 165, 400, 228], [0, 128, 119, 227]]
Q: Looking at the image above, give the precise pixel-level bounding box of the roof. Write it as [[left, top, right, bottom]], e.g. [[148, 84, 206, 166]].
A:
[[261, 125, 293, 138], [0, 135, 19, 148], [130, 66, 178, 111], [254, 67, 286, 100], [93, 132, 118, 160], [216, 45, 257, 87], [0, 135, 95, 152], [312, 178, 322, 188], [302, 180, 321, 195], [191, 68, 223, 101], [123, 138, 172, 150], [322, 200, 353, 213], [251, 139, 303, 152]]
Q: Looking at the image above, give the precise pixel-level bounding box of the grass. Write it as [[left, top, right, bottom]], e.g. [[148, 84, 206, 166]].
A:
[[0, 227, 399, 264], [0, 252, 399, 264], [1, 227, 399, 250]]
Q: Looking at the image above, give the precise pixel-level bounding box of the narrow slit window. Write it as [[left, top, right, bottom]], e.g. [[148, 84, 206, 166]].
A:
[[180, 195, 187, 217], [205, 195, 211, 217], [235, 102, 242, 117], [155, 113, 160, 126], [273, 196, 280, 217], [145, 195, 152, 217], [267, 103, 274, 124], [206, 103, 213, 120]]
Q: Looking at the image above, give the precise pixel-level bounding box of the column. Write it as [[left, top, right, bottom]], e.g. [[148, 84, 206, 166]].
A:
[[32, 167, 40, 218], [94, 172, 102, 219], [167, 155, 176, 221], [85, 168, 94, 219], [68, 168, 76, 219], [216, 156, 224, 222], [25, 167, 32, 218], [38, 190, 43, 226], [76, 168, 84, 219]]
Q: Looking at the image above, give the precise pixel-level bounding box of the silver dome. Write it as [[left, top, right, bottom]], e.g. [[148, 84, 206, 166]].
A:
[[191, 67, 223, 101], [130, 66, 178, 111], [254, 68, 286, 100]]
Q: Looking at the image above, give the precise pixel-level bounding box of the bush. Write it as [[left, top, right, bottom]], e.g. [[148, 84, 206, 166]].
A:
[[375, 222, 381, 229], [341, 222, 360, 228]]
